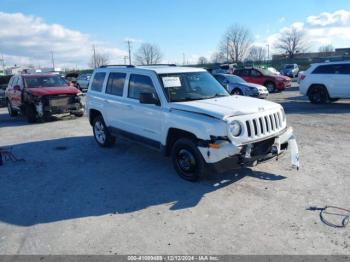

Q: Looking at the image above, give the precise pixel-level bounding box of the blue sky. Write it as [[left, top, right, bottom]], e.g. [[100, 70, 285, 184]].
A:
[[0, 0, 350, 67]]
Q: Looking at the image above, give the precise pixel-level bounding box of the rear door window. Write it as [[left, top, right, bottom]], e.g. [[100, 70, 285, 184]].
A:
[[312, 65, 334, 74], [338, 64, 350, 74], [106, 72, 126, 96], [91, 72, 106, 92]]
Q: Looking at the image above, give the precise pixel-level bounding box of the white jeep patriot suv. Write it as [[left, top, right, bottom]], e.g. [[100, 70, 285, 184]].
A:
[[86, 65, 298, 181]]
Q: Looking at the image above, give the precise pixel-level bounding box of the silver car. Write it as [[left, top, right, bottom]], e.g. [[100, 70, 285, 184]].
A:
[[76, 74, 91, 92]]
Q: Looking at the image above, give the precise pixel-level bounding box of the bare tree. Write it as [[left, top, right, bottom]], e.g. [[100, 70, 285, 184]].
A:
[[275, 28, 307, 58], [134, 43, 162, 65], [219, 24, 253, 62], [197, 56, 208, 65], [210, 52, 226, 63], [319, 44, 334, 57], [247, 46, 267, 62], [89, 52, 109, 68]]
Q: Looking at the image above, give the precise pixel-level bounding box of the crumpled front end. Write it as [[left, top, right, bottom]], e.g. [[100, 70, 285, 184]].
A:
[[198, 126, 299, 173], [34, 94, 84, 118]]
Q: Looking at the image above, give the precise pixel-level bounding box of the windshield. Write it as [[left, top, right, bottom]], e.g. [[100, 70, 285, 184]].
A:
[[224, 75, 246, 84], [24, 75, 68, 88], [159, 72, 229, 102]]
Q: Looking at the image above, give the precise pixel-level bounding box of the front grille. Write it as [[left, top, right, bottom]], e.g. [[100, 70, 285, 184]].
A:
[[245, 112, 283, 138]]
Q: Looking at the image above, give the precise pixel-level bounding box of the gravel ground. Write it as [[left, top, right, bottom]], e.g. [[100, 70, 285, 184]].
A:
[[0, 85, 349, 255]]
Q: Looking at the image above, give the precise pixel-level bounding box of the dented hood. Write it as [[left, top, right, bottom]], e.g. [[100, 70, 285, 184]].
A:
[[27, 86, 80, 96], [170, 95, 280, 120]]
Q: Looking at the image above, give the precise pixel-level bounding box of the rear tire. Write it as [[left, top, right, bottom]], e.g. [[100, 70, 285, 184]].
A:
[[308, 85, 329, 104], [171, 138, 206, 182], [7, 100, 18, 117], [265, 82, 276, 93], [93, 115, 115, 147]]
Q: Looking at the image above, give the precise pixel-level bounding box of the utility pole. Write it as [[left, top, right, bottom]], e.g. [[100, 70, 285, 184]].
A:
[[267, 44, 270, 62], [92, 45, 97, 69], [50, 51, 55, 70], [226, 36, 229, 63], [182, 53, 185, 65], [126, 40, 132, 65], [0, 54, 5, 75]]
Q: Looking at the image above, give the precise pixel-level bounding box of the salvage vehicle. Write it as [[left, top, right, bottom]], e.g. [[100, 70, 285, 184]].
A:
[[233, 67, 291, 92], [299, 61, 350, 103], [5, 73, 84, 123], [86, 65, 299, 181], [213, 73, 268, 98]]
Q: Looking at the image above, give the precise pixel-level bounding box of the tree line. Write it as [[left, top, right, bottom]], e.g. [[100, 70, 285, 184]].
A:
[[89, 24, 335, 68]]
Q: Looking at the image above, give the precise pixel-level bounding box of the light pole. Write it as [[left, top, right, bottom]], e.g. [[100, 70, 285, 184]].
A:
[[266, 44, 270, 62]]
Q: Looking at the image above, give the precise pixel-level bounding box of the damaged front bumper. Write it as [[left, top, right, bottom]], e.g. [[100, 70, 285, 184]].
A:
[[198, 127, 299, 173], [34, 96, 85, 117]]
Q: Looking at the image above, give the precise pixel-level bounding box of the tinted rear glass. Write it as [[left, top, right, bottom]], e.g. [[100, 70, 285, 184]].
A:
[[106, 72, 126, 96], [91, 72, 106, 92]]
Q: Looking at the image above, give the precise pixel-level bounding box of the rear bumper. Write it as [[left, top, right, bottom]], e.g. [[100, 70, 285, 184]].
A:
[[199, 127, 294, 173]]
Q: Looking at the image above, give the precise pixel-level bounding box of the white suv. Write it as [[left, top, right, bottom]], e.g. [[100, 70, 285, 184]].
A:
[[86, 65, 298, 181], [299, 61, 350, 103]]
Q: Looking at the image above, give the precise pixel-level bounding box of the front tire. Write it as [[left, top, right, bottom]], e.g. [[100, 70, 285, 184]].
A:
[[93, 115, 115, 147], [171, 138, 206, 182], [25, 104, 37, 123], [231, 88, 243, 96], [7, 100, 18, 117], [308, 85, 329, 104], [74, 111, 84, 117]]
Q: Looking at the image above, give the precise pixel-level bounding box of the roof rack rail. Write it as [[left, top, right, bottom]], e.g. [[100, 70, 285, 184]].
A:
[[140, 64, 176, 67], [99, 64, 135, 68]]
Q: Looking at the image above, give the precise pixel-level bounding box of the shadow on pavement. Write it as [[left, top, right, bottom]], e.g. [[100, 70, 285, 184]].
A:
[[0, 136, 285, 226]]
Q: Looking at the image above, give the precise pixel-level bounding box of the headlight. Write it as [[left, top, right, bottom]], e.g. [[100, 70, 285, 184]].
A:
[[281, 107, 286, 122], [229, 120, 242, 137]]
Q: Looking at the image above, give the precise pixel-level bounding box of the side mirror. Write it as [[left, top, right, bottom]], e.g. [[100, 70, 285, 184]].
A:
[[139, 92, 160, 106], [13, 85, 21, 91]]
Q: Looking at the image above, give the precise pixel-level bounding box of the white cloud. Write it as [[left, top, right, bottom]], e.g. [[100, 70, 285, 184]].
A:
[[257, 9, 350, 53], [0, 12, 128, 68], [306, 10, 350, 27]]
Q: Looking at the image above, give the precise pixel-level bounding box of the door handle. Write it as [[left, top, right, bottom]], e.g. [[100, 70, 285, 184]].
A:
[[126, 104, 133, 109], [104, 99, 110, 103]]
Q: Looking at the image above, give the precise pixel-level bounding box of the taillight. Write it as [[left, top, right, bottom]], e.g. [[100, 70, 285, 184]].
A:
[[300, 74, 306, 80]]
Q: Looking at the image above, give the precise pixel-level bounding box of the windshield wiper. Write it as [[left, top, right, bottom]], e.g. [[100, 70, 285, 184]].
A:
[[207, 93, 228, 99]]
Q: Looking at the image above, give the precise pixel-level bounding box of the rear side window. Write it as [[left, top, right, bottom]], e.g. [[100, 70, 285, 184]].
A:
[[128, 74, 157, 100], [339, 64, 350, 74], [91, 72, 106, 92], [106, 72, 126, 96], [312, 65, 335, 74]]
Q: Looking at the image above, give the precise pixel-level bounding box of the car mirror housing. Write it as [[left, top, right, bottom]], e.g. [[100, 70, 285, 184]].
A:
[[13, 85, 21, 91]]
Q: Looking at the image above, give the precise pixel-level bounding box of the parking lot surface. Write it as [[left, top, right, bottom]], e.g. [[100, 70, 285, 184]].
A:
[[0, 85, 349, 255]]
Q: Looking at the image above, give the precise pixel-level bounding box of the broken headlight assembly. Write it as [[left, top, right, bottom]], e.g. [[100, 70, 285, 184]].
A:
[[229, 120, 242, 137]]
